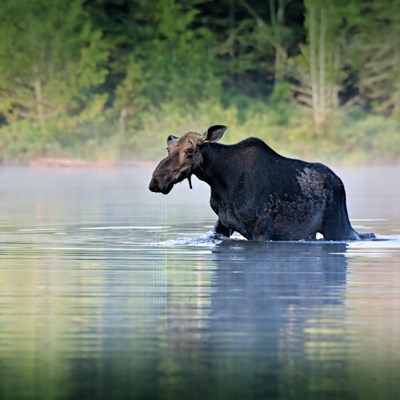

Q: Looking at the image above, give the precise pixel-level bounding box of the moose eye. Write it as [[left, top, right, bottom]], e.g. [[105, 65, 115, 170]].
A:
[[186, 148, 194, 157]]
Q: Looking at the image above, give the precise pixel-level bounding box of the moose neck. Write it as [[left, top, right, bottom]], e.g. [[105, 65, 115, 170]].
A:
[[195, 143, 232, 193]]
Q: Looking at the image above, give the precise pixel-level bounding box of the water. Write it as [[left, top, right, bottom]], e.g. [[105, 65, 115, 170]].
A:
[[0, 166, 399, 400]]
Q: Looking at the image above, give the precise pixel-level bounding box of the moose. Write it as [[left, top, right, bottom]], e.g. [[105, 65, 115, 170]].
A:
[[149, 125, 375, 241]]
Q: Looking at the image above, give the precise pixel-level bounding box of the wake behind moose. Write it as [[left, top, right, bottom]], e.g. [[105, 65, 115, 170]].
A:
[[149, 125, 375, 241]]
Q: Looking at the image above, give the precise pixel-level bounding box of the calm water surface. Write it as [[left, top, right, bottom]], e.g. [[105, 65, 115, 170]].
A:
[[0, 166, 399, 400]]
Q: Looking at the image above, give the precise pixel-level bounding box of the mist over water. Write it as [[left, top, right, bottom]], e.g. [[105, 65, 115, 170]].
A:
[[0, 166, 399, 400]]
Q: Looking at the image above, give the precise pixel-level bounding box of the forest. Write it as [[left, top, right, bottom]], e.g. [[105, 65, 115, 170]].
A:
[[0, 0, 399, 164]]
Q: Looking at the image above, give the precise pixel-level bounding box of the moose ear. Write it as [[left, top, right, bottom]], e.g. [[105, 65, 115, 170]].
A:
[[203, 125, 227, 142], [167, 135, 179, 146]]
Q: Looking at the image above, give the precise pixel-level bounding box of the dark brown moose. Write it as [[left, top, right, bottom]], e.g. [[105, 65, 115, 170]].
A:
[[149, 125, 375, 241]]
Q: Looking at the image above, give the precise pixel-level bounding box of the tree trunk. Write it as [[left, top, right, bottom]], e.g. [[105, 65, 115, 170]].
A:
[[272, 0, 288, 83], [33, 63, 45, 128], [118, 108, 127, 134], [307, 0, 339, 127], [309, 0, 320, 124], [318, 5, 326, 125], [33, 77, 45, 128]]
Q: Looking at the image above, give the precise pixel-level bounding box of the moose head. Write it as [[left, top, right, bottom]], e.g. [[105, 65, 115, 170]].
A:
[[149, 125, 227, 194]]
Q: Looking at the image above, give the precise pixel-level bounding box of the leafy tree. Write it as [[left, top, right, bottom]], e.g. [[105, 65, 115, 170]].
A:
[[349, 0, 400, 116], [113, 57, 146, 134], [290, 0, 351, 126], [128, 0, 221, 107], [238, 0, 298, 85], [211, 0, 302, 105], [0, 0, 400, 163], [0, 0, 109, 131]]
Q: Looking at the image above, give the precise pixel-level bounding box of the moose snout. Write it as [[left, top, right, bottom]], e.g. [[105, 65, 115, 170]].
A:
[[149, 176, 161, 192], [149, 174, 174, 194]]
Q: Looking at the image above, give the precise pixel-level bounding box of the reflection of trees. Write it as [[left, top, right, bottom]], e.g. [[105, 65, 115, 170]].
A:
[[156, 249, 214, 400], [0, 228, 167, 400], [0, 168, 162, 400], [345, 244, 400, 400], [1, 169, 145, 399], [0, 235, 74, 399]]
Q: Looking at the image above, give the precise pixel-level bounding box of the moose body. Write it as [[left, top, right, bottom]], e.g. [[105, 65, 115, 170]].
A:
[[149, 125, 374, 241]]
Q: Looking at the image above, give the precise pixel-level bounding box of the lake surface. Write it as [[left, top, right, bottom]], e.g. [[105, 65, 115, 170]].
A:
[[0, 166, 399, 400]]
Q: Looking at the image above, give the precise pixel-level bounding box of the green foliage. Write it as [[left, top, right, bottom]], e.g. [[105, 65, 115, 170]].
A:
[[0, 0, 109, 128], [348, 0, 400, 116], [0, 0, 399, 164], [130, 0, 221, 107]]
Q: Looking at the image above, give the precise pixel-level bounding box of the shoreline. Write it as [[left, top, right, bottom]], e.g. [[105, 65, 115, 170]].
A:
[[23, 158, 155, 168], [0, 157, 398, 168]]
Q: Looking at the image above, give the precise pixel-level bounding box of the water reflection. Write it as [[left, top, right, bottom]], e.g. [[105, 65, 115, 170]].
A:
[[208, 241, 350, 399], [0, 167, 399, 400]]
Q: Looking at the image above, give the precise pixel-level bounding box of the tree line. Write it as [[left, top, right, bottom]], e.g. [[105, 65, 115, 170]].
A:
[[0, 0, 399, 163]]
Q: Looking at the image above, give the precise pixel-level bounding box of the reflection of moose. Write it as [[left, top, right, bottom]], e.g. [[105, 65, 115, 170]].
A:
[[149, 125, 374, 241], [211, 241, 348, 315], [209, 241, 349, 396]]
